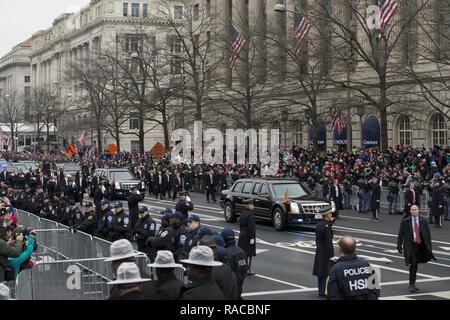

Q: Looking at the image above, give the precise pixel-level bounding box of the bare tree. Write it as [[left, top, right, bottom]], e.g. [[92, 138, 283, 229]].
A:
[[0, 92, 25, 151], [67, 56, 107, 152], [159, 0, 223, 122], [32, 86, 61, 151], [306, 0, 430, 151]]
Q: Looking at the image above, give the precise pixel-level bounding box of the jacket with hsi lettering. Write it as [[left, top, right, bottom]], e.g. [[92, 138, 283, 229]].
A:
[[326, 253, 380, 300]]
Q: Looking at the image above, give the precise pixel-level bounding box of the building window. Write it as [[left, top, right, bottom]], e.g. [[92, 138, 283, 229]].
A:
[[123, 3, 128, 16], [143, 3, 148, 17], [174, 6, 183, 19], [130, 113, 139, 130], [131, 141, 140, 153], [131, 3, 139, 17], [398, 115, 412, 146], [194, 4, 199, 20], [431, 113, 447, 146], [24, 76, 30, 83], [293, 121, 303, 146], [206, 0, 211, 16]]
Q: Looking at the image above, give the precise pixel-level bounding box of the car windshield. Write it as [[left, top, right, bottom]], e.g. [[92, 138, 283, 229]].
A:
[[19, 162, 38, 170], [109, 171, 135, 180], [64, 164, 81, 171], [271, 183, 308, 199]]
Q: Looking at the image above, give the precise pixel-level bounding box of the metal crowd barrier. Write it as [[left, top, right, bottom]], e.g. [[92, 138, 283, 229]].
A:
[[9, 210, 185, 300], [313, 185, 430, 217]]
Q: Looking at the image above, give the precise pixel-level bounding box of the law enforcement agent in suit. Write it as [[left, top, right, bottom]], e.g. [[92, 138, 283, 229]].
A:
[[404, 182, 420, 217], [313, 211, 335, 297], [397, 205, 436, 292], [147, 250, 184, 300], [329, 179, 342, 218], [430, 180, 445, 228], [175, 190, 194, 220], [369, 176, 381, 221], [326, 236, 380, 300], [238, 198, 256, 275]]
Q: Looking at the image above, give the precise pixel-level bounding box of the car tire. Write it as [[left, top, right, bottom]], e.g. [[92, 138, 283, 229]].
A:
[[273, 208, 287, 232], [224, 202, 238, 223]]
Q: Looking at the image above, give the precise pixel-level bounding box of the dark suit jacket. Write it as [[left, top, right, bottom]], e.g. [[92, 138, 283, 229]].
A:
[[329, 184, 342, 200], [204, 174, 217, 190], [397, 216, 435, 266], [369, 182, 381, 210]]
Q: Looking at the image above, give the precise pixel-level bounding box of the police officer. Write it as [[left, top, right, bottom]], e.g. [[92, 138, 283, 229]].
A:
[[175, 190, 194, 220], [179, 214, 202, 260], [107, 201, 131, 242], [327, 236, 380, 300], [133, 206, 157, 253], [128, 186, 144, 230], [75, 202, 97, 235], [146, 209, 174, 261], [93, 183, 107, 216], [221, 227, 248, 299], [68, 200, 84, 228], [168, 211, 189, 262], [40, 196, 53, 220], [96, 198, 114, 239], [313, 211, 335, 297], [238, 198, 256, 275]]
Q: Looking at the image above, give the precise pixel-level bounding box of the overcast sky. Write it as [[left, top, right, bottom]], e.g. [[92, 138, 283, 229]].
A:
[[0, 0, 90, 56]]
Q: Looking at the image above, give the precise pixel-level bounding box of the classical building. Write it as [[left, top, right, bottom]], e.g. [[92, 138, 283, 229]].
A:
[[0, 39, 32, 120], [196, 0, 450, 151], [28, 0, 184, 152]]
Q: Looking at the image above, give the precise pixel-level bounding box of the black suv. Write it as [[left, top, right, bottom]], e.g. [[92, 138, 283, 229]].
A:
[[220, 178, 331, 231], [88, 168, 146, 199]]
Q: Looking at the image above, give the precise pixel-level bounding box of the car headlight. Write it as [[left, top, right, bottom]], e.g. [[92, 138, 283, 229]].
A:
[[141, 181, 145, 189], [115, 182, 121, 189], [290, 203, 300, 213]]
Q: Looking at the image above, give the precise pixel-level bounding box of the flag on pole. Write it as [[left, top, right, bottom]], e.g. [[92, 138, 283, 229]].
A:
[[282, 189, 290, 204], [294, 7, 311, 55], [230, 24, 247, 68], [331, 110, 348, 135], [79, 134, 87, 145], [378, 0, 399, 37]]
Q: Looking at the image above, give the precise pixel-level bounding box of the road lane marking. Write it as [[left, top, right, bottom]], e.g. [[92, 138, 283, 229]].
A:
[[253, 274, 310, 289], [339, 215, 373, 221], [242, 288, 317, 297]]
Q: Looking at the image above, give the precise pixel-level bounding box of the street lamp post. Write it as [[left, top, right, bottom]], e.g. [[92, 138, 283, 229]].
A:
[[357, 105, 365, 149], [281, 108, 289, 148]]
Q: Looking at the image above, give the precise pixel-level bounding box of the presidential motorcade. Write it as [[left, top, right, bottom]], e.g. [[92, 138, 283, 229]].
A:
[[87, 168, 146, 200], [220, 178, 331, 231]]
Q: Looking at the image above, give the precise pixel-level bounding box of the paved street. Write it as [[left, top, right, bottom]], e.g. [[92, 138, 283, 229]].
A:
[[105, 192, 450, 300]]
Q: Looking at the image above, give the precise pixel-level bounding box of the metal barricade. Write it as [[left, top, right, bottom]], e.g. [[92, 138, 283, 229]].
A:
[[12, 209, 185, 299]]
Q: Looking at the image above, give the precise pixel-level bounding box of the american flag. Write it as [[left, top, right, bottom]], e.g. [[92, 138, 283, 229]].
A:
[[378, 0, 399, 36], [79, 134, 88, 145], [294, 7, 311, 55], [230, 24, 246, 68], [331, 110, 347, 135]]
